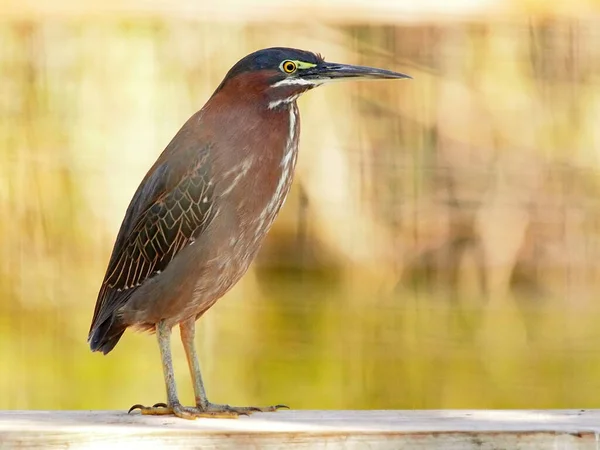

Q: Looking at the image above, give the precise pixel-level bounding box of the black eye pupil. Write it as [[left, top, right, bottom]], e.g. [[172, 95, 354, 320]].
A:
[[285, 63, 295, 72]]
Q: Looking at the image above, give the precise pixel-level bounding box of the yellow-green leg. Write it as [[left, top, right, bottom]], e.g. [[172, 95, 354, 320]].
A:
[[128, 320, 238, 420], [179, 316, 288, 414]]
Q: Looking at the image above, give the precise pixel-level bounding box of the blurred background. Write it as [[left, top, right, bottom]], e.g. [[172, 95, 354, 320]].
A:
[[2, 0, 600, 411]]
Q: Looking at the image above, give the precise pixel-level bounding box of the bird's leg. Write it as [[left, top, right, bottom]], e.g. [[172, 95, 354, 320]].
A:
[[179, 317, 208, 406], [128, 320, 237, 419], [180, 317, 288, 414]]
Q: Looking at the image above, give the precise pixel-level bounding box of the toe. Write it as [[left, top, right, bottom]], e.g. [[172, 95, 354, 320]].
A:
[[172, 404, 198, 420], [201, 402, 287, 414], [180, 405, 240, 419]]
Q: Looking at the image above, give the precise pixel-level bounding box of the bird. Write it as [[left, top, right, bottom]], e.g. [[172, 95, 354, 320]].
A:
[[88, 47, 411, 420]]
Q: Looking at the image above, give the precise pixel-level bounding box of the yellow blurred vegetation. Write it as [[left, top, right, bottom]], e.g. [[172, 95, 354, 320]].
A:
[[2, 4, 600, 410]]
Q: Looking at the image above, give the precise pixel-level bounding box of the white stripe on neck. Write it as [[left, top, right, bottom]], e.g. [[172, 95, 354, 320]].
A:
[[268, 94, 299, 110]]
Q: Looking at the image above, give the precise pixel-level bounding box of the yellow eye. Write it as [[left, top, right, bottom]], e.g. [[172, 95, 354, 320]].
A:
[[281, 60, 297, 74]]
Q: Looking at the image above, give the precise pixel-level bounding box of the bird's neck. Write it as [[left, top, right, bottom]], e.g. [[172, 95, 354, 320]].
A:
[[202, 89, 300, 241], [202, 86, 300, 174]]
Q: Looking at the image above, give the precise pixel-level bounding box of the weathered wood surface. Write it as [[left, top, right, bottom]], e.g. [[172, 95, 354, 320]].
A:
[[0, 410, 599, 449]]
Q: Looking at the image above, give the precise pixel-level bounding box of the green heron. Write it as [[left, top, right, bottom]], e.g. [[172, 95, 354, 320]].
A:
[[88, 47, 410, 419]]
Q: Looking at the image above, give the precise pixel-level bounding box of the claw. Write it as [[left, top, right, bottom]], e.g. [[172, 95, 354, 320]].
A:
[[128, 403, 169, 414], [128, 404, 144, 414], [152, 402, 168, 408]]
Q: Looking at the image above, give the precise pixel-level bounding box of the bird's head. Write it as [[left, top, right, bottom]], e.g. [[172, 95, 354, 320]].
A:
[[213, 47, 411, 109]]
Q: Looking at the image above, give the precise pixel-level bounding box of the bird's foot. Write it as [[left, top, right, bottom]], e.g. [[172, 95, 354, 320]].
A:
[[198, 401, 289, 414], [128, 402, 240, 420]]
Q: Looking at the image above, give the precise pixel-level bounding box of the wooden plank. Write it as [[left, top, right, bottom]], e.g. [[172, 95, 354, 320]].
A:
[[0, 410, 599, 449]]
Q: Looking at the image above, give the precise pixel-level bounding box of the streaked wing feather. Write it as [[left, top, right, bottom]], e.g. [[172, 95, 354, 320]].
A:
[[89, 144, 214, 334]]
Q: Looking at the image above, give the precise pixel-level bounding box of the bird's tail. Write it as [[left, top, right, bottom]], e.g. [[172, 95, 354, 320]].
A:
[[88, 316, 126, 355]]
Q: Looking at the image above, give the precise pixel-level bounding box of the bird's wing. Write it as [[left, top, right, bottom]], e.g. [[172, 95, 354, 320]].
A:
[[89, 138, 216, 337]]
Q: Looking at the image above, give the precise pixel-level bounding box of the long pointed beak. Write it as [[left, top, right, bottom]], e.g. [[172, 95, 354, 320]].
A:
[[308, 62, 411, 82]]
